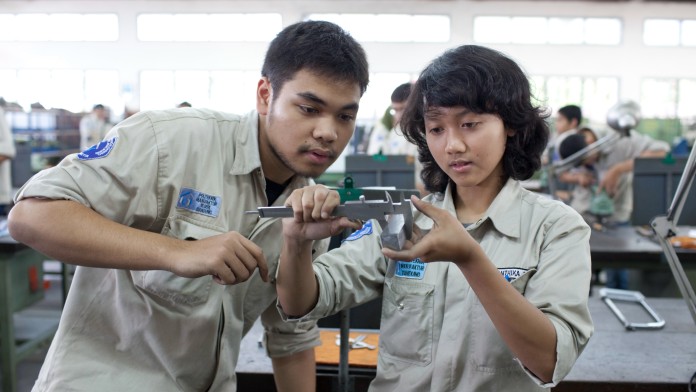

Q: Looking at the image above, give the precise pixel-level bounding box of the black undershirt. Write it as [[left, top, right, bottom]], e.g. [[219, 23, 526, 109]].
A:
[[265, 177, 291, 206]]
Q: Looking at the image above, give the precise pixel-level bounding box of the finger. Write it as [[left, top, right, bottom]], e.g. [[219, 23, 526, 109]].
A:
[[334, 216, 363, 234], [226, 256, 253, 283], [410, 196, 442, 221], [236, 240, 270, 283], [212, 263, 237, 285], [320, 190, 341, 219], [301, 188, 317, 222], [287, 189, 306, 222], [381, 245, 418, 262], [250, 246, 269, 282]]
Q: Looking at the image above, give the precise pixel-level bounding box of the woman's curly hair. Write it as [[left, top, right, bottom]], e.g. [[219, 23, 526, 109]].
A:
[[400, 45, 550, 194]]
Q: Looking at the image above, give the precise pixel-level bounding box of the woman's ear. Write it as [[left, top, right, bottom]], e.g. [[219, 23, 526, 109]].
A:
[[506, 128, 516, 137], [256, 77, 272, 115]]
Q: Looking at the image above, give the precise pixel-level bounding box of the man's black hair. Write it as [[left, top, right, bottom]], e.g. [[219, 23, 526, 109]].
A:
[[559, 133, 588, 160], [558, 105, 582, 126], [261, 20, 369, 96], [400, 45, 549, 193], [391, 82, 412, 103]]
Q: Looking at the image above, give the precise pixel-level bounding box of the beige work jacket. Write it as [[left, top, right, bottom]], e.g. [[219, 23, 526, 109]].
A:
[[283, 179, 593, 391], [15, 108, 326, 391]]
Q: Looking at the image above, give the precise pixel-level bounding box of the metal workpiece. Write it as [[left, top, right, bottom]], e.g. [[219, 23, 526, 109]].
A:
[[245, 192, 414, 250]]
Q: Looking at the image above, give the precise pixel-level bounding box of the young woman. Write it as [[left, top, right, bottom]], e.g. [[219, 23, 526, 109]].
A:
[[277, 45, 593, 391]]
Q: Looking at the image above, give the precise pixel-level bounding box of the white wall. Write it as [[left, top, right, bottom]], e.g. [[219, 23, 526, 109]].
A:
[[1, 0, 696, 111]]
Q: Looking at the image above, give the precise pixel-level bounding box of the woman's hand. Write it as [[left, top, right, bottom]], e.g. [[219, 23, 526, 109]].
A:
[[381, 195, 481, 265]]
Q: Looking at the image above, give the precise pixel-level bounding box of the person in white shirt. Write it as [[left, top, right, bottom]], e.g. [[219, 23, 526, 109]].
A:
[[79, 104, 109, 150]]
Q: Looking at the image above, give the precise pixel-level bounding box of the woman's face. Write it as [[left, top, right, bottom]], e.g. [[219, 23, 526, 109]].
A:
[[424, 106, 512, 191], [581, 130, 599, 165]]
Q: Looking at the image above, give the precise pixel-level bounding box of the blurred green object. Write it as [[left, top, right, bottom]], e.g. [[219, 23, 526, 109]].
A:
[[335, 176, 364, 202], [589, 187, 614, 217], [635, 118, 682, 145]]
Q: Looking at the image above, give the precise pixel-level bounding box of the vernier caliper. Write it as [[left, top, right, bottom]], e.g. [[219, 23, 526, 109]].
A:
[[245, 192, 413, 250]]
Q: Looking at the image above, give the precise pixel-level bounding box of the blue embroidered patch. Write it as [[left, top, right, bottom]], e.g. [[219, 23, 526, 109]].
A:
[[77, 137, 117, 160], [176, 188, 221, 217], [395, 259, 426, 280], [498, 267, 528, 282], [344, 220, 373, 242]]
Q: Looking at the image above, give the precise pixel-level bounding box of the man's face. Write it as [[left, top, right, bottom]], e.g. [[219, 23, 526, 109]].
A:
[[257, 69, 361, 183], [554, 113, 575, 134], [390, 100, 407, 127]]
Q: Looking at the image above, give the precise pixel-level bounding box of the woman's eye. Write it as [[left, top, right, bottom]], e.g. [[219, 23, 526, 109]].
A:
[[462, 122, 479, 129]]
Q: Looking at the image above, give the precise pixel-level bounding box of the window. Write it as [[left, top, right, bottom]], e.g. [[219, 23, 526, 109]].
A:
[[137, 13, 282, 42], [305, 14, 450, 42], [139, 70, 259, 112], [641, 79, 678, 118], [0, 13, 118, 41], [474, 16, 621, 45], [644, 18, 696, 47], [532, 75, 619, 123], [0, 69, 119, 114], [644, 19, 681, 46]]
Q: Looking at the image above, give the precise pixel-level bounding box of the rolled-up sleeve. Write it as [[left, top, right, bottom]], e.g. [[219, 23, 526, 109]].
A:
[[14, 112, 160, 229], [524, 208, 593, 386]]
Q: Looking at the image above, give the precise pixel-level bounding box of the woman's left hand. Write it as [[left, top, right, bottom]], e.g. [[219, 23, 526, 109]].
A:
[[381, 195, 479, 265]]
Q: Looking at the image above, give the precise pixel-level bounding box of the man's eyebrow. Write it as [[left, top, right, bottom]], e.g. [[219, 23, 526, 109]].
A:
[[297, 92, 359, 112]]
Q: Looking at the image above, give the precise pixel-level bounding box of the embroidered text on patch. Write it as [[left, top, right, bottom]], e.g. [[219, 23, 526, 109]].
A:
[[77, 137, 117, 160], [343, 220, 373, 242], [176, 188, 221, 217], [395, 259, 426, 280], [498, 267, 529, 282]]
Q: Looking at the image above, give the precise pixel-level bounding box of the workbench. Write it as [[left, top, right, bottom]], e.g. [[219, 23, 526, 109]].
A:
[[235, 296, 696, 391], [0, 236, 58, 392], [589, 225, 696, 269]]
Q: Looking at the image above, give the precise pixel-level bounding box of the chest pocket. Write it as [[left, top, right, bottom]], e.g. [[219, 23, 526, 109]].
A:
[[131, 218, 224, 307], [380, 279, 435, 366], [470, 268, 536, 373]]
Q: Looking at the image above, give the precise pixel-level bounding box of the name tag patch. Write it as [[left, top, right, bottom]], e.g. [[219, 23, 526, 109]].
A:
[[499, 267, 528, 282], [77, 137, 117, 160], [344, 220, 373, 242], [395, 259, 426, 280], [176, 187, 221, 217]]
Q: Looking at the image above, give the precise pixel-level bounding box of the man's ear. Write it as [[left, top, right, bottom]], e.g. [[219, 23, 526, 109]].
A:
[[256, 77, 272, 115]]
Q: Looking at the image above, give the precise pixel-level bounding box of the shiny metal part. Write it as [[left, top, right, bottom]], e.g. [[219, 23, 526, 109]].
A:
[[245, 192, 413, 250], [599, 288, 666, 330]]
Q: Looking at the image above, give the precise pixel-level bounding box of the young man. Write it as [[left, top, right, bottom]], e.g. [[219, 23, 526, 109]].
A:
[[552, 104, 582, 162], [8, 20, 369, 392], [276, 45, 592, 391], [79, 103, 109, 150], [366, 82, 414, 156]]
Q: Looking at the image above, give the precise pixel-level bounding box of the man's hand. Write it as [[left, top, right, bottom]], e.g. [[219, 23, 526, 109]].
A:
[[381, 195, 481, 265], [598, 165, 621, 196], [168, 231, 268, 285], [282, 185, 362, 243]]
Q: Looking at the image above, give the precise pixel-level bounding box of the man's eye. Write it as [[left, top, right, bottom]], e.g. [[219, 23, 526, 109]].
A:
[[300, 105, 318, 114], [339, 114, 355, 122], [462, 122, 479, 129]]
